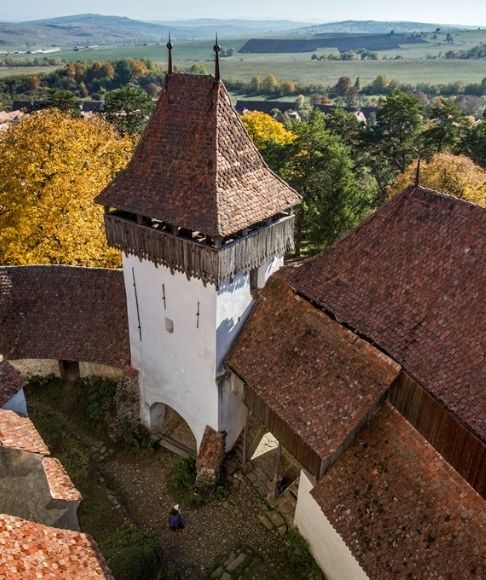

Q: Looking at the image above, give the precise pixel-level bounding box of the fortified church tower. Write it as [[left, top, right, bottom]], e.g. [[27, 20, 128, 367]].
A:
[[97, 43, 300, 450]]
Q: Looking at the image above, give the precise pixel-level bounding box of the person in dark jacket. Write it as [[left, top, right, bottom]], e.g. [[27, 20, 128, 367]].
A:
[[168, 504, 185, 531]]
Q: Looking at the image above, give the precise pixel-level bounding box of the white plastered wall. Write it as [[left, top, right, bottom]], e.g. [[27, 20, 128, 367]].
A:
[[123, 253, 285, 450], [124, 254, 220, 448], [294, 470, 369, 580]]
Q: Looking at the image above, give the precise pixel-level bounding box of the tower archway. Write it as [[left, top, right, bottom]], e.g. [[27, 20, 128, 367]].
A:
[[149, 402, 197, 455]]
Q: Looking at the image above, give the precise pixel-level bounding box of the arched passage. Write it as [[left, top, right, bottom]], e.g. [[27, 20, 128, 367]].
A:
[[149, 402, 197, 455]]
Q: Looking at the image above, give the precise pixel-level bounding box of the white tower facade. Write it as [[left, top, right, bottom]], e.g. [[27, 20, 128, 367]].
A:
[[97, 72, 300, 451]]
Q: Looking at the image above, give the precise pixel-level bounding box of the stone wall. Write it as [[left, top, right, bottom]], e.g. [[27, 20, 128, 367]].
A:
[[195, 427, 226, 489]]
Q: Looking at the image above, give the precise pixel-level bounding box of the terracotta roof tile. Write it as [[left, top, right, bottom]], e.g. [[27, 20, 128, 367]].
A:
[[0, 265, 130, 368], [282, 186, 486, 441], [0, 514, 113, 578], [0, 410, 49, 455], [96, 74, 301, 237], [228, 277, 400, 463], [42, 458, 82, 503], [0, 356, 26, 407], [312, 403, 486, 578]]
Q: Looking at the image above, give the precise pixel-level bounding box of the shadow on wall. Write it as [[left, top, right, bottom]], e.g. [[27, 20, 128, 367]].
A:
[[216, 300, 254, 370]]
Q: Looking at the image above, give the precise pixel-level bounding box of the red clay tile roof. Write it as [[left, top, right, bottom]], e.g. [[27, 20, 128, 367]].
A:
[[0, 266, 130, 368], [228, 277, 400, 467], [0, 356, 26, 407], [96, 73, 301, 237], [0, 514, 113, 578], [282, 186, 486, 442], [42, 458, 82, 503], [312, 403, 486, 578], [0, 410, 49, 455]]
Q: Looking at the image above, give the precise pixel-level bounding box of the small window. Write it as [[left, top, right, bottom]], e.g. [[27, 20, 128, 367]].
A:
[[250, 268, 259, 291], [165, 318, 174, 333]]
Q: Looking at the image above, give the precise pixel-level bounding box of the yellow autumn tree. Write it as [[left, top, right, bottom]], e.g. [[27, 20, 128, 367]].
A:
[[389, 153, 486, 207], [241, 111, 295, 151], [0, 109, 133, 267]]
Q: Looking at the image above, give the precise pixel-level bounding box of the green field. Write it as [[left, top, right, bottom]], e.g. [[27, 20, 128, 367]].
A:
[[0, 66, 59, 78], [1, 28, 486, 87]]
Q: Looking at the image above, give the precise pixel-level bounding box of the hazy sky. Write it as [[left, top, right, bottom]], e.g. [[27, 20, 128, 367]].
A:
[[2, 0, 486, 26]]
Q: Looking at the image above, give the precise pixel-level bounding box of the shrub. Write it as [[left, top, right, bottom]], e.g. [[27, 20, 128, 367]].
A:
[[283, 529, 324, 579], [101, 527, 164, 580], [167, 458, 228, 507]]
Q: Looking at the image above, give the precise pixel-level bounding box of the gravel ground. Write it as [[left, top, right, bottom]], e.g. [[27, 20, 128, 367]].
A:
[[104, 448, 292, 579]]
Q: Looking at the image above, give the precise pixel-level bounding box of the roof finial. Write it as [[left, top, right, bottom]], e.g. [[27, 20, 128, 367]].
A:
[[415, 157, 421, 188], [167, 34, 174, 75], [213, 34, 221, 81]]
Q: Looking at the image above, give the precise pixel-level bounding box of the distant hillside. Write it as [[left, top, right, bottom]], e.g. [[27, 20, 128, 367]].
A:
[[151, 18, 315, 33], [240, 34, 428, 54], [300, 20, 470, 35]]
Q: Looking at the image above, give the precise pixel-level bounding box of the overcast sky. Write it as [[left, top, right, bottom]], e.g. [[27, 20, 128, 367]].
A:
[[2, 0, 486, 26]]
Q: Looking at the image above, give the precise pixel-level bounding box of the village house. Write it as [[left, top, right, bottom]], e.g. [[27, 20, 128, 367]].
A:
[[0, 44, 484, 577]]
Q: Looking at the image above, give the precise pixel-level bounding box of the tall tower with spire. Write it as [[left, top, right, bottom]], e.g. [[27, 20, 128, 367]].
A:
[[96, 44, 301, 450]]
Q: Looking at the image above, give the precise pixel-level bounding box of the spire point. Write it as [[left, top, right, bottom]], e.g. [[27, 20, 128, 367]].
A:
[[213, 34, 222, 81], [167, 34, 174, 75], [415, 157, 421, 188]]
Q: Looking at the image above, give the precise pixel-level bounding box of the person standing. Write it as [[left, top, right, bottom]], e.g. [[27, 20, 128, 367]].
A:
[[168, 504, 185, 531]]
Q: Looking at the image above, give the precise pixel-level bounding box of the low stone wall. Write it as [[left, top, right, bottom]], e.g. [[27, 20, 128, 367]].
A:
[[195, 427, 226, 489], [79, 362, 124, 379], [10, 359, 61, 378]]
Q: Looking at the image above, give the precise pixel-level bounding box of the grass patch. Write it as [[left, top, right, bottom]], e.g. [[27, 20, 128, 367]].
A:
[[282, 529, 325, 579], [101, 527, 164, 580]]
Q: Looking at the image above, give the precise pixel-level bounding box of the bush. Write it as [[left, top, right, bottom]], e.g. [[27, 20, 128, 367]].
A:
[[101, 527, 164, 580], [167, 458, 228, 507], [283, 529, 324, 579]]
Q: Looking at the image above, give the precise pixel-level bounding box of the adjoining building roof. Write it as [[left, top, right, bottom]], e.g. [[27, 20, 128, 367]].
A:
[[281, 186, 486, 442], [0, 410, 49, 455], [0, 514, 113, 579], [96, 73, 301, 237], [42, 457, 82, 503], [312, 403, 486, 578], [0, 356, 26, 407], [0, 266, 130, 368], [228, 276, 400, 475]]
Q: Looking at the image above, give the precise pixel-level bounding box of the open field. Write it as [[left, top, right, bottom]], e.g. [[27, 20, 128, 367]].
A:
[[1, 27, 486, 87], [0, 66, 58, 78]]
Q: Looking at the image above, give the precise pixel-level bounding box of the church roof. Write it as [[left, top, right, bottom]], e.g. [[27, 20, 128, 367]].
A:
[[228, 276, 400, 476], [281, 186, 486, 442], [0, 266, 130, 368], [96, 73, 301, 237], [312, 403, 486, 578]]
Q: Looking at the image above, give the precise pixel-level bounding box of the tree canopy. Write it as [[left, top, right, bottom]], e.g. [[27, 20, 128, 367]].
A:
[[241, 111, 295, 150], [389, 153, 486, 207], [104, 85, 154, 135], [0, 110, 133, 267]]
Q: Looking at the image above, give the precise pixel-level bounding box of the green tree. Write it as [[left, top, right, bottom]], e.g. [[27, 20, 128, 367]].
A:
[[364, 92, 424, 198], [46, 88, 81, 115], [464, 118, 486, 169], [422, 99, 468, 154], [279, 111, 374, 255], [334, 76, 353, 97], [104, 86, 154, 135]]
